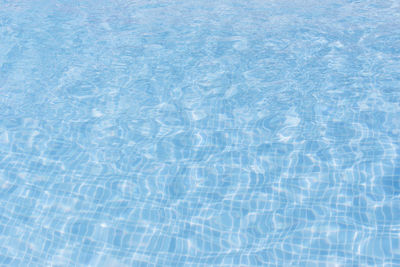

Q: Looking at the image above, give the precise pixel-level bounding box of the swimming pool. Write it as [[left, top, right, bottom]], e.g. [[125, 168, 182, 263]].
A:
[[0, 0, 399, 266]]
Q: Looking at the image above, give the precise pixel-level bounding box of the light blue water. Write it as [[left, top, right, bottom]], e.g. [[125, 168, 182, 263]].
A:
[[0, 0, 400, 266]]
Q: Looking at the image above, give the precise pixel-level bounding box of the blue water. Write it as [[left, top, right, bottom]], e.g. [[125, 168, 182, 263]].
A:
[[1, 0, 400, 266]]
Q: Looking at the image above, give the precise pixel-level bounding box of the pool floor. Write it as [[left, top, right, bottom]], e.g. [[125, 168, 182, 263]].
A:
[[0, 0, 400, 266]]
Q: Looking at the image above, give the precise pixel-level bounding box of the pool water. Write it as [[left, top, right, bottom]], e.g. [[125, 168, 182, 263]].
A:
[[1, 0, 400, 266]]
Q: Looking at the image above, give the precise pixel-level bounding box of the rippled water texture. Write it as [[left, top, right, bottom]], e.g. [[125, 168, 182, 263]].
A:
[[1, 0, 400, 266]]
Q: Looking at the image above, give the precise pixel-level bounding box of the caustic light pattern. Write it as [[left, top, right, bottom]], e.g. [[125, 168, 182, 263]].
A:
[[0, 0, 400, 266]]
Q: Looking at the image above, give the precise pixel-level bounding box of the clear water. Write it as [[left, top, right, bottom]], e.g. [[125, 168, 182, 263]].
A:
[[0, 0, 400, 266]]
